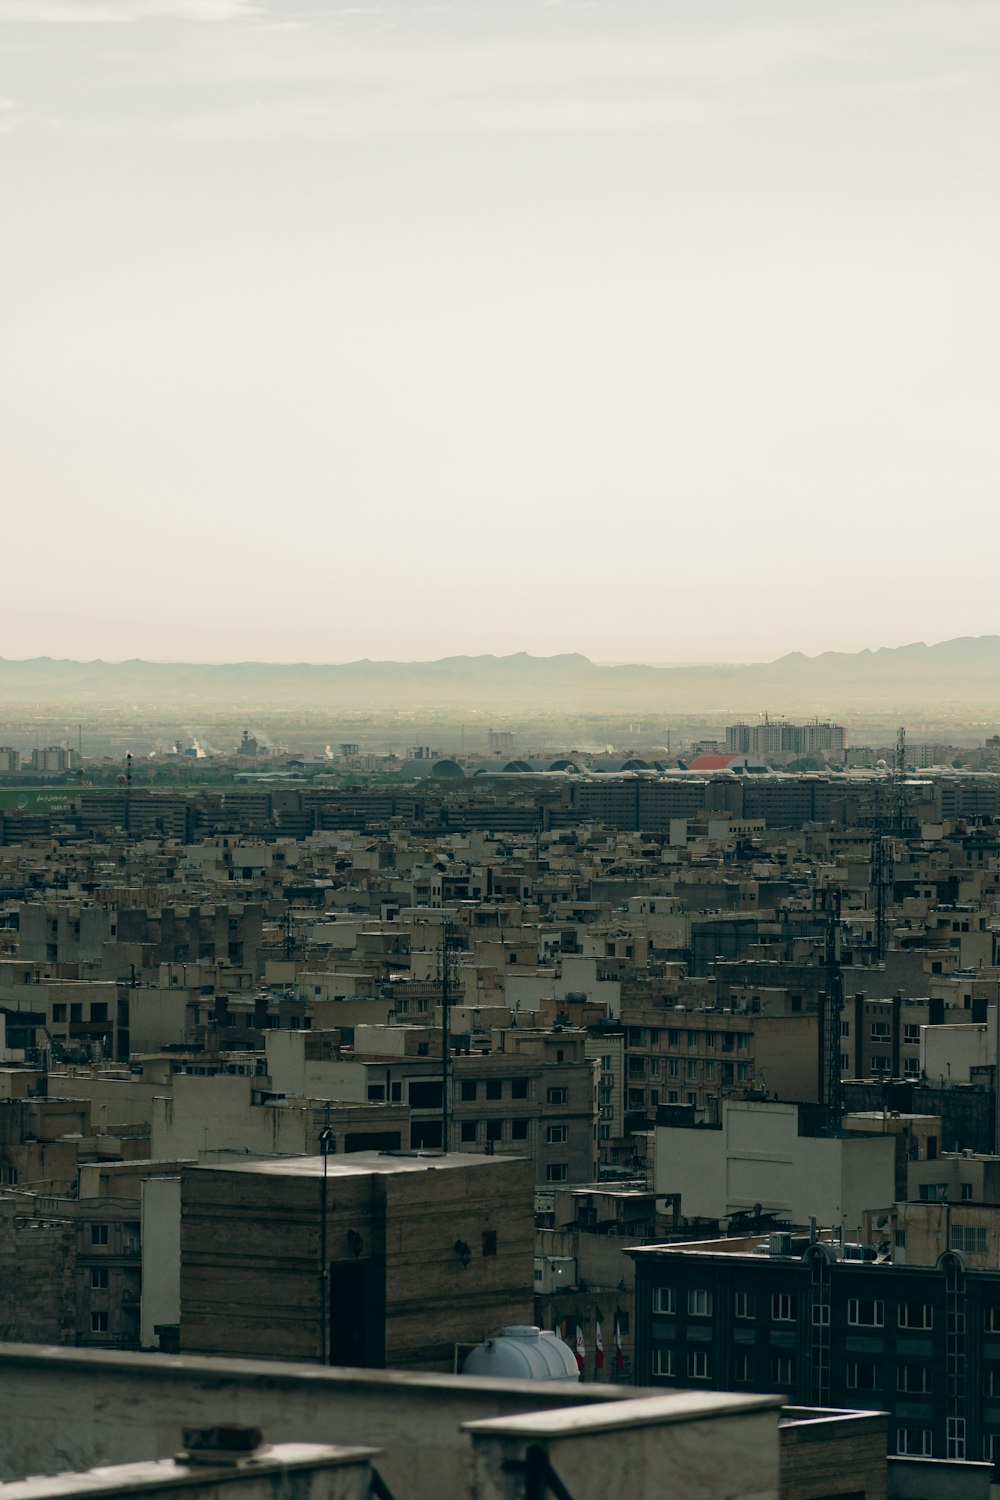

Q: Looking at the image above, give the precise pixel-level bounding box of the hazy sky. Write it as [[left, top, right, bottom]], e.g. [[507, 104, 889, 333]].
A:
[[2, 0, 998, 665]]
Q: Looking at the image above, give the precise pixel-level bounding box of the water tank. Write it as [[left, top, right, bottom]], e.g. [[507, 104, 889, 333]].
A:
[[462, 1326, 580, 1381]]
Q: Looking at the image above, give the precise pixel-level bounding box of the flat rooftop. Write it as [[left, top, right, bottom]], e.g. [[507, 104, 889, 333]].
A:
[[187, 1150, 529, 1180]]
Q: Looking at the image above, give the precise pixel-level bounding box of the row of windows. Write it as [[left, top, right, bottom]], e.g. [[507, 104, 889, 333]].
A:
[[51, 1001, 110, 1024], [458, 1118, 531, 1144], [459, 1078, 530, 1102], [653, 1288, 938, 1330], [627, 1029, 751, 1051], [653, 1350, 797, 1386]]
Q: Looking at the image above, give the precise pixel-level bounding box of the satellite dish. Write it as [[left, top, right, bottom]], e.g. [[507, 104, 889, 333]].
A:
[[876, 1216, 888, 1229]]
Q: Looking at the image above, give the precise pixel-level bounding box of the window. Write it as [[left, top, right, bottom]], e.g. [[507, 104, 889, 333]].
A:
[[686, 1092, 698, 1107], [90, 1312, 109, 1334], [847, 1361, 881, 1391], [771, 1355, 795, 1386], [984, 1306, 1000, 1333], [486, 1080, 502, 1101], [704, 1061, 715, 1080], [70, 1003, 83, 1024], [952, 1224, 987, 1253], [961, 1184, 975, 1202], [546, 1164, 568, 1183], [485, 1120, 502, 1142], [871, 1022, 891, 1040], [52, 1004, 66, 1023], [546, 1125, 568, 1145], [903, 1024, 921, 1044], [984, 1435, 999, 1463], [90, 1224, 109, 1246], [986, 1367, 1000, 1397], [482, 1230, 497, 1257], [771, 1294, 797, 1322], [947, 1417, 966, 1460], [547, 1088, 568, 1106], [919, 1183, 948, 1202], [687, 1289, 713, 1317], [897, 1429, 932, 1457], [899, 1302, 933, 1330], [460, 1122, 477, 1143], [667, 1059, 679, 1078], [511, 1119, 528, 1141], [654, 1287, 676, 1315], [840, 1054, 851, 1072], [90, 1268, 109, 1290], [736, 1035, 749, 1052], [812, 1303, 830, 1327], [511, 1077, 528, 1100], [733, 1352, 753, 1382], [409, 1081, 443, 1109], [600, 1055, 612, 1071], [722, 1063, 734, 1084], [653, 1347, 675, 1377], [687, 1031, 698, 1047], [897, 1363, 931, 1394], [737, 1063, 750, 1082], [367, 1084, 386, 1102], [895, 1229, 906, 1249], [686, 1059, 698, 1079], [460, 1081, 477, 1102], [734, 1290, 756, 1320], [687, 1350, 712, 1380], [870, 1055, 890, 1073], [848, 1298, 884, 1328]]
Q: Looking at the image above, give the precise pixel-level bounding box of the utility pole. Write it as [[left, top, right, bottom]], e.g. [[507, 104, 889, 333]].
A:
[[439, 919, 457, 1152], [318, 1119, 333, 1364]]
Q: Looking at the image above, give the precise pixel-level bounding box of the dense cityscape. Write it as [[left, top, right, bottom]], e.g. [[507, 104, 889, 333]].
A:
[[2, 700, 1000, 1495]]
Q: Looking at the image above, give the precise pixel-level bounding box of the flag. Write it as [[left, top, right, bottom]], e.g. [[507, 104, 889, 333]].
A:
[[614, 1311, 625, 1373], [574, 1317, 585, 1374], [595, 1307, 605, 1373], [560, 1314, 569, 1344]]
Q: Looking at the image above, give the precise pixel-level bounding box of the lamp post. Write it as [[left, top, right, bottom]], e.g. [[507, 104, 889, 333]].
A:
[[318, 1125, 333, 1364]]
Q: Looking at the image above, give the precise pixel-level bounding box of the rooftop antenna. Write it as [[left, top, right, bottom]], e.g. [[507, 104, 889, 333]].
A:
[[824, 887, 843, 1130], [893, 726, 907, 837]]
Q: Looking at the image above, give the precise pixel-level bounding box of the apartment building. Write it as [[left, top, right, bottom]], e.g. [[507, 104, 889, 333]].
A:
[[631, 1230, 1000, 1464]]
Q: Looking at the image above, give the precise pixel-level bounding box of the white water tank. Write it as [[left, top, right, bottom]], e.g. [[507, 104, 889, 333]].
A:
[[462, 1326, 580, 1381]]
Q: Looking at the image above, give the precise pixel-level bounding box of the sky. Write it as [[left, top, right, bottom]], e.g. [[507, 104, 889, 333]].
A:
[[2, 0, 998, 665]]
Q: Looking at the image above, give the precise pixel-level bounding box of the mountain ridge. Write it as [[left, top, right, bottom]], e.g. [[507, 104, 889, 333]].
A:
[[1, 636, 999, 713]]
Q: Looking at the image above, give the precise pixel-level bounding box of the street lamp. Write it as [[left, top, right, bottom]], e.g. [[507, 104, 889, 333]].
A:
[[318, 1126, 334, 1364]]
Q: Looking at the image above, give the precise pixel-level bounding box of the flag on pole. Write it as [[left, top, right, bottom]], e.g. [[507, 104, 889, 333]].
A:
[[560, 1313, 569, 1344], [574, 1317, 585, 1374], [595, 1307, 605, 1373], [614, 1311, 625, 1374]]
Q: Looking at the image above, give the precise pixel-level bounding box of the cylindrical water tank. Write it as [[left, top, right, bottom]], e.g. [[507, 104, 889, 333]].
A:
[[461, 1325, 580, 1381]]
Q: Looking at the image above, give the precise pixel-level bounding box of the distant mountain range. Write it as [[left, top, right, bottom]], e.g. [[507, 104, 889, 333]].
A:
[[1, 637, 999, 715]]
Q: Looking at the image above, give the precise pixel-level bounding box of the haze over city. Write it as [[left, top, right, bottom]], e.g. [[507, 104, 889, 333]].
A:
[[3, 0, 999, 665]]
